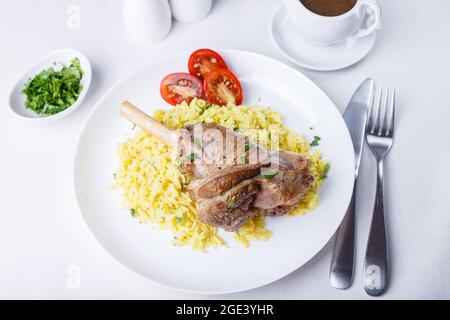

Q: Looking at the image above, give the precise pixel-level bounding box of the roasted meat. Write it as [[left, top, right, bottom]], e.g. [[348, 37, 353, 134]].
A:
[[254, 150, 314, 215], [177, 122, 267, 178], [120, 101, 314, 231], [194, 178, 261, 231]]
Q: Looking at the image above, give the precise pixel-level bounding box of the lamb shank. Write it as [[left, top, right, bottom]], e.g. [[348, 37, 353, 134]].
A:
[[120, 101, 314, 231]]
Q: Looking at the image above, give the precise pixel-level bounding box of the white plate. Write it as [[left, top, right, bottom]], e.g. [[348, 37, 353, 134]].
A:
[[270, 5, 376, 71], [9, 48, 92, 122], [74, 49, 354, 294]]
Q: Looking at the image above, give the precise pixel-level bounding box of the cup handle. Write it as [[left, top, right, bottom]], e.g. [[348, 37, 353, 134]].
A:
[[348, 0, 381, 45]]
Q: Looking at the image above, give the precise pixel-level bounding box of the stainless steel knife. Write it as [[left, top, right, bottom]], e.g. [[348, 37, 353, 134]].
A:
[[330, 78, 375, 289]]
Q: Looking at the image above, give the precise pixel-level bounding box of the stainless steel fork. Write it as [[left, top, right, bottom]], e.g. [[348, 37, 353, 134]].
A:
[[363, 88, 395, 296]]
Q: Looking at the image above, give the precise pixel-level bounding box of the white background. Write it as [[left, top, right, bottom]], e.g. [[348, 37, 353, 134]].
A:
[[0, 0, 449, 299]]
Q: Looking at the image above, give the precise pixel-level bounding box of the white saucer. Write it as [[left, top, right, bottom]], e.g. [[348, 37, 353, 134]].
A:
[[270, 5, 377, 71]]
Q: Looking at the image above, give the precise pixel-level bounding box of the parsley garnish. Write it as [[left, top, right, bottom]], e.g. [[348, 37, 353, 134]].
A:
[[22, 58, 84, 116], [186, 153, 198, 161], [320, 163, 330, 180], [262, 171, 278, 180], [244, 144, 250, 152], [130, 208, 137, 217], [310, 136, 321, 146], [228, 196, 237, 206], [176, 217, 185, 224], [199, 105, 211, 115]]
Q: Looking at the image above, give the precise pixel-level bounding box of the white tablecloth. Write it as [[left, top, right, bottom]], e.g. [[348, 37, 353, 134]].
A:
[[1, 0, 449, 299]]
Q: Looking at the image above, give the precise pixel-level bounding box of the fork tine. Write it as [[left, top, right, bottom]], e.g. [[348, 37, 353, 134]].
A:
[[387, 89, 395, 135], [381, 89, 389, 136], [367, 87, 375, 132], [373, 88, 382, 134], [367, 94, 374, 133]]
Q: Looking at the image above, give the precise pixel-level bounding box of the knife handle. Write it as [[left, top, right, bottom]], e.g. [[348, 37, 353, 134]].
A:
[[329, 180, 356, 289]]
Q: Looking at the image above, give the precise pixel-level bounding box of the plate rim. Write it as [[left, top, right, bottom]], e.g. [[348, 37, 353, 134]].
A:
[[73, 49, 354, 294]]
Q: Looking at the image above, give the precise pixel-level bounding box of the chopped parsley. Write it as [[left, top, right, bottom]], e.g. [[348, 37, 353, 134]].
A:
[[228, 196, 237, 206], [268, 131, 272, 140], [310, 136, 321, 147], [176, 217, 185, 224], [262, 171, 278, 180], [22, 58, 84, 116], [130, 208, 138, 217], [199, 105, 211, 115], [320, 163, 330, 180], [244, 144, 250, 152], [186, 153, 198, 161]]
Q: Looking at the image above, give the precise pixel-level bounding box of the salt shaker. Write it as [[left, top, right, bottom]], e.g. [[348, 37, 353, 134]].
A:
[[169, 0, 212, 23], [123, 0, 172, 44]]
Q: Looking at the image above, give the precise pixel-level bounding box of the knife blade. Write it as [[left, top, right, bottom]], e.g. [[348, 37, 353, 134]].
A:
[[330, 78, 374, 289]]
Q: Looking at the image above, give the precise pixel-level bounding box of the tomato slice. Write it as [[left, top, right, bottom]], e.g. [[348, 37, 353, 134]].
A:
[[203, 69, 243, 106], [188, 49, 228, 80], [160, 73, 203, 106]]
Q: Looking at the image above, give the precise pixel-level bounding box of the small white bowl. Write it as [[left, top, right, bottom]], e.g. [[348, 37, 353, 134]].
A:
[[9, 48, 92, 122]]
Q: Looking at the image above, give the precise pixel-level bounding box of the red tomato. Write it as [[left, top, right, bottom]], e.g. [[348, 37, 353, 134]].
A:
[[188, 49, 228, 80], [203, 69, 243, 106], [160, 73, 203, 106]]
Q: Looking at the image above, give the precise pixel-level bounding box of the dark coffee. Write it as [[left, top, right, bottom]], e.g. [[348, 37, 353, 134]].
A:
[[299, 0, 357, 17]]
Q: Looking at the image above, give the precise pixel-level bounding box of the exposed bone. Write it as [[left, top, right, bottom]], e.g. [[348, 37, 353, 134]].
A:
[[121, 101, 179, 147]]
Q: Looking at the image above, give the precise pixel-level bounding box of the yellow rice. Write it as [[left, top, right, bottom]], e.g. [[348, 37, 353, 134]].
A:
[[114, 99, 329, 251]]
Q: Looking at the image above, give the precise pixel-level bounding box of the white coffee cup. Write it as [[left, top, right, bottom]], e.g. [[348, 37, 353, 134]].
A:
[[283, 0, 381, 47]]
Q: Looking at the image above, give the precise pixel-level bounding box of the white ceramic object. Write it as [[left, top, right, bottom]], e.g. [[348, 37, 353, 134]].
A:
[[74, 50, 354, 294], [123, 0, 172, 44], [169, 0, 212, 23], [270, 5, 376, 71], [9, 48, 92, 122], [283, 0, 381, 47]]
